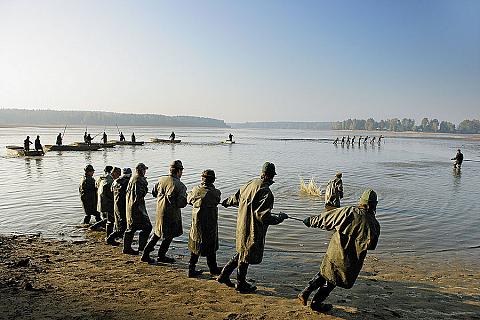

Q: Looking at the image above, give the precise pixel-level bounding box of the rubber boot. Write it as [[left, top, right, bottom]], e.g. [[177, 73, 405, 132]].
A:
[[83, 215, 91, 224], [94, 213, 102, 222], [141, 234, 159, 264], [207, 254, 221, 276], [90, 218, 106, 231], [236, 262, 256, 293], [106, 221, 114, 239], [106, 231, 121, 246], [310, 282, 335, 312], [137, 225, 152, 252], [188, 253, 203, 278], [122, 231, 138, 255], [157, 238, 175, 263], [217, 254, 237, 288], [298, 272, 325, 306]]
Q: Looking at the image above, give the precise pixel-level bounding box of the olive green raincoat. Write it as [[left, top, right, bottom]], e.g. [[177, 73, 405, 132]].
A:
[[187, 182, 221, 256], [224, 178, 282, 264], [112, 174, 131, 231], [125, 174, 150, 230], [324, 177, 343, 207], [306, 206, 380, 288], [96, 174, 114, 213], [79, 175, 98, 215], [151, 175, 187, 239]]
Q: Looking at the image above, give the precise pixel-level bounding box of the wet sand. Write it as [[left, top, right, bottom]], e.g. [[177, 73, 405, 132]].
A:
[[1, 233, 479, 320]]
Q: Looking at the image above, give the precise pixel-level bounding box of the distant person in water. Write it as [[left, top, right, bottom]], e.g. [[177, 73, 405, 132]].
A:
[[370, 137, 376, 145], [358, 136, 362, 146], [131, 132, 136, 142], [363, 136, 368, 144], [333, 137, 339, 145], [346, 135, 350, 144], [34, 135, 44, 154], [84, 131, 88, 143], [102, 132, 108, 144], [24, 136, 33, 151], [229, 133, 233, 142], [452, 149, 463, 169], [170, 131, 176, 141], [351, 136, 356, 145], [378, 135, 383, 145], [56, 133, 63, 146], [119, 132, 125, 142], [341, 136, 345, 145]]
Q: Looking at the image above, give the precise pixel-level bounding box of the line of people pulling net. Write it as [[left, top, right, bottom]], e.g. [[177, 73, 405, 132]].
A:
[[79, 161, 380, 313], [333, 135, 384, 146]]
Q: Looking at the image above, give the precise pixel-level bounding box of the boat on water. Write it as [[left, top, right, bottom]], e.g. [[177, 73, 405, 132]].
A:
[[73, 142, 116, 148], [150, 138, 182, 143], [222, 140, 235, 144], [108, 140, 145, 146], [44, 144, 102, 152], [6, 146, 44, 157]]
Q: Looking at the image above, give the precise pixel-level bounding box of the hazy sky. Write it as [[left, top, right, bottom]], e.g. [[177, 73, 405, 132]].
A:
[[1, 0, 479, 123]]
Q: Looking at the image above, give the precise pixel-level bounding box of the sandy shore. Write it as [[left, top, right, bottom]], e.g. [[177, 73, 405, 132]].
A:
[[0, 233, 479, 320]]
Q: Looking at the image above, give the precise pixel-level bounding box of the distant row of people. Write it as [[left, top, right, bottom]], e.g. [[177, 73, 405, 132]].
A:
[[333, 135, 384, 146], [79, 161, 380, 312]]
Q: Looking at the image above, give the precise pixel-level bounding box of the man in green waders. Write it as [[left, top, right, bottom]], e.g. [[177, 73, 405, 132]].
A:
[[217, 162, 288, 293], [299, 189, 380, 312]]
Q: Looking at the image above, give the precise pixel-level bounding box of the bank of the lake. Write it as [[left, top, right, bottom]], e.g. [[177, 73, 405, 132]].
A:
[[1, 234, 478, 320]]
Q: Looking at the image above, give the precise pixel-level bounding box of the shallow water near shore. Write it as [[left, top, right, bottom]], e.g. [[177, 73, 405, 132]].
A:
[[1, 126, 479, 267]]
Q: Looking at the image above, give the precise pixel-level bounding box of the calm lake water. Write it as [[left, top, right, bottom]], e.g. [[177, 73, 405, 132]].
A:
[[1, 126, 479, 275]]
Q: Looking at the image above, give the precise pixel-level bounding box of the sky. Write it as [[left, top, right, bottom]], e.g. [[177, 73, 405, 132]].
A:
[[0, 0, 479, 123]]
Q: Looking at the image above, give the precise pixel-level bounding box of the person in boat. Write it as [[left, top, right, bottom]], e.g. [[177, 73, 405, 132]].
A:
[[34, 135, 44, 154], [324, 172, 343, 208], [131, 132, 136, 143], [299, 189, 380, 312], [102, 132, 108, 144], [119, 132, 125, 142], [24, 136, 33, 151], [123, 163, 152, 255], [218, 162, 288, 293], [79, 164, 102, 224], [170, 131, 176, 141], [229, 133, 233, 142], [56, 133, 63, 146], [186, 169, 222, 278], [142, 160, 187, 264], [106, 168, 132, 246], [86, 134, 93, 146], [452, 149, 463, 169], [333, 137, 339, 145]]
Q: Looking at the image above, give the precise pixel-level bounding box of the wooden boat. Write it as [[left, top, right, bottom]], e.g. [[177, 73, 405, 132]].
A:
[[150, 138, 182, 143], [73, 142, 116, 148], [6, 146, 44, 157], [221, 140, 236, 144], [44, 144, 102, 152], [108, 140, 145, 146]]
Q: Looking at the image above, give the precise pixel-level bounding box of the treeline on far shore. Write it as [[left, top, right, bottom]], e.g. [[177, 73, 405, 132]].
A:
[[0, 109, 228, 128], [332, 118, 480, 134]]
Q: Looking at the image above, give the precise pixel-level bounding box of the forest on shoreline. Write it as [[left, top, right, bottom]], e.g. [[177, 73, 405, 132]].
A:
[[332, 117, 480, 134]]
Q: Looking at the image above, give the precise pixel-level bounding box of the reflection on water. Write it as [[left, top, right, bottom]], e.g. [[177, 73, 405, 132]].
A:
[[0, 127, 479, 259]]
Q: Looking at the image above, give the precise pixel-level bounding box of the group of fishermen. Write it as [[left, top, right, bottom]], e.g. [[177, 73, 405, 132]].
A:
[[79, 160, 380, 312], [81, 131, 137, 145], [333, 135, 383, 146], [23, 135, 44, 154]]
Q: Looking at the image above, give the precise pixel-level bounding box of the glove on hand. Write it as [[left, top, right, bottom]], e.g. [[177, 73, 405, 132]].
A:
[[221, 199, 229, 208], [303, 217, 311, 227], [278, 212, 289, 221]]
